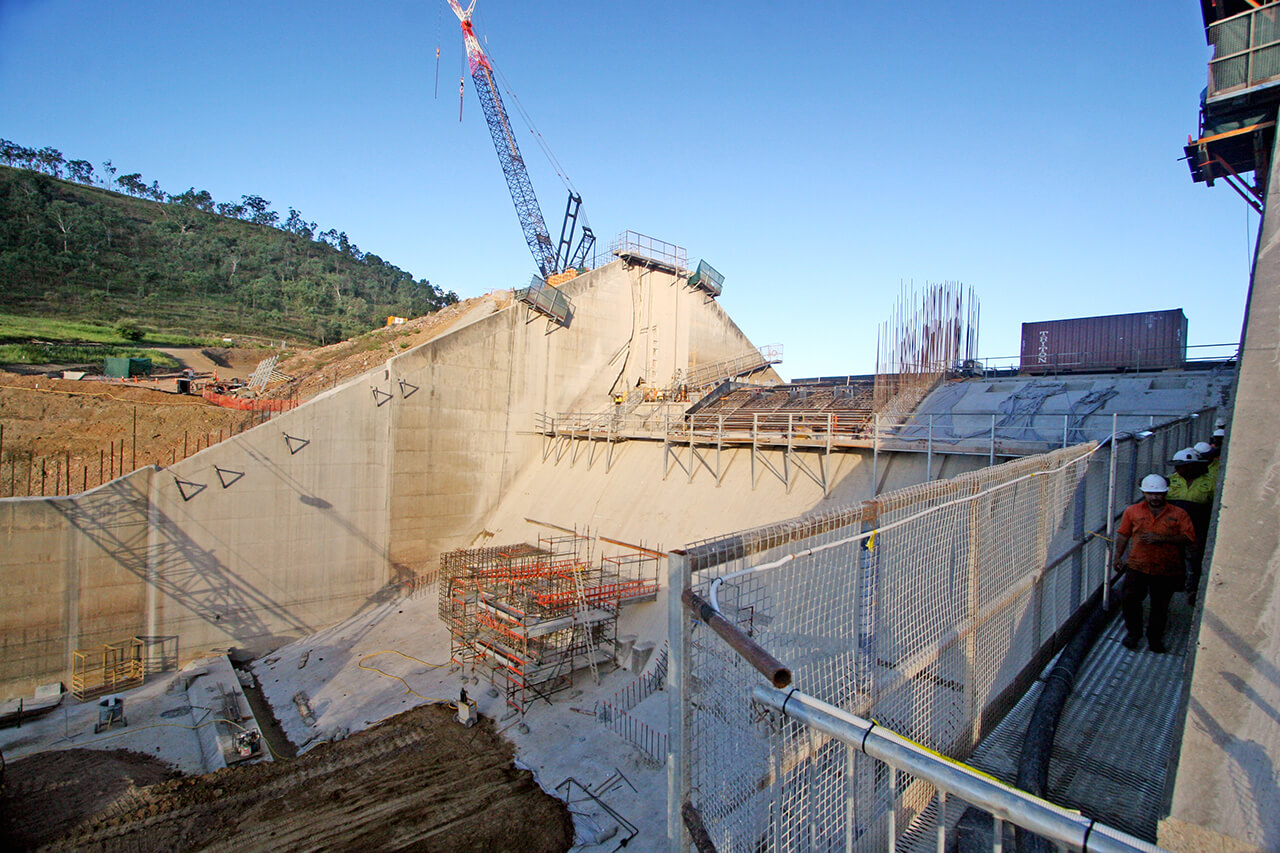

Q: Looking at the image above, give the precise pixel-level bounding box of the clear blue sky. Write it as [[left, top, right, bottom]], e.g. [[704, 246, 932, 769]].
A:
[[0, 1, 1255, 378]]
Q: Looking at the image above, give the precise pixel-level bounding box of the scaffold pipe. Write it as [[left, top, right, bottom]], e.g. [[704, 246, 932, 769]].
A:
[[682, 589, 790, 688]]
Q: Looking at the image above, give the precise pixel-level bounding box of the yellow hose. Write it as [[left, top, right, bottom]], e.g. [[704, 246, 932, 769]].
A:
[[356, 650, 450, 703]]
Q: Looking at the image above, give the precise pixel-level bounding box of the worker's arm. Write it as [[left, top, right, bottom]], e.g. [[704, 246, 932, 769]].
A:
[[1136, 530, 1192, 546], [1112, 533, 1130, 573]]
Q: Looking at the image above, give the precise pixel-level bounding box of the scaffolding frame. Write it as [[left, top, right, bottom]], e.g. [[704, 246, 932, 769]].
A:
[[71, 638, 145, 701], [438, 534, 660, 713]]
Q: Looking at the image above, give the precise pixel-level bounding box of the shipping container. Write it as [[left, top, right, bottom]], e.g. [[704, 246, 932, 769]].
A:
[[1019, 309, 1187, 374]]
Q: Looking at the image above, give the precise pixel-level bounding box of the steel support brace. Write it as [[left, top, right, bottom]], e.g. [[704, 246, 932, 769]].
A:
[[716, 415, 723, 487]]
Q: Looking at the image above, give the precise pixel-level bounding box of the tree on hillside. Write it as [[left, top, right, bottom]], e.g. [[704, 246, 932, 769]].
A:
[[116, 173, 146, 197], [240, 194, 278, 227], [100, 159, 116, 187], [35, 147, 64, 179], [284, 207, 316, 240], [66, 159, 95, 184], [172, 188, 215, 212], [1, 139, 27, 167]]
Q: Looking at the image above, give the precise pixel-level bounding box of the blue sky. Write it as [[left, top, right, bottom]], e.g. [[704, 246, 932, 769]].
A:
[[0, 1, 1254, 378]]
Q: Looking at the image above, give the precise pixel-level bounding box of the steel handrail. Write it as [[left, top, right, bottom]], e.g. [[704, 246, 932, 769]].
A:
[[750, 684, 1167, 853]]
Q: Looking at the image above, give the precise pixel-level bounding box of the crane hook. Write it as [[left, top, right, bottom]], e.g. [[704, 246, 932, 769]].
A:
[[458, 77, 465, 122]]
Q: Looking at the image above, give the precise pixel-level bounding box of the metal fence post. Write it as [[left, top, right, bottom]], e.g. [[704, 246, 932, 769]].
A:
[[1105, 414, 1118, 611], [989, 414, 996, 466], [667, 550, 691, 850]]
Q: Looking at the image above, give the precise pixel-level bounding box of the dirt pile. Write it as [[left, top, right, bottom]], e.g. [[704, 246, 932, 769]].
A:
[[2, 704, 573, 852]]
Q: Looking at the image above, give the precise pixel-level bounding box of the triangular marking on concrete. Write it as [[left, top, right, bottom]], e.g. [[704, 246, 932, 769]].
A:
[[372, 387, 394, 407], [214, 466, 245, 489], [283, 433, 310, 455], [174, 477, 207, 502], [398, 379, 420, 399]]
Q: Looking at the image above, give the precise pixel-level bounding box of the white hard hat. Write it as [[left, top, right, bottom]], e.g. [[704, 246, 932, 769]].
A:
[[1213, 428, 1226, 438], [1194, 441, 1212, 455], [1171, 448, 1201, 464], [1141, 474, 1169, 493], [1214, 418, 1227, 428]]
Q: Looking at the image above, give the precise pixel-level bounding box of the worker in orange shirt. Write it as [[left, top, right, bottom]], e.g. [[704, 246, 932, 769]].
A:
[[1112, 474, 1196, 654]]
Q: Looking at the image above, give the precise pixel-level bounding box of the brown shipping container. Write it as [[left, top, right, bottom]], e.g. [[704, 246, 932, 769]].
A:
[[1020, 309, 1187, 373]]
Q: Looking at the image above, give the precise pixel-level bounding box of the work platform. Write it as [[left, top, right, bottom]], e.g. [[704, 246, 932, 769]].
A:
[[536, 369, 1231, 494]]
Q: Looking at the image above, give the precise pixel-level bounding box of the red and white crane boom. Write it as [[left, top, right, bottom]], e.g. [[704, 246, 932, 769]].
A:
[[444, 0, 592, 279]]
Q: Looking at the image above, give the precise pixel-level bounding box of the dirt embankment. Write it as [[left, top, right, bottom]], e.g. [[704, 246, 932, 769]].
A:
[[265, 294, 507, 400], [1, 704, 573, 852], [0, 296, 506, 496], [0, 373, 259, 496]]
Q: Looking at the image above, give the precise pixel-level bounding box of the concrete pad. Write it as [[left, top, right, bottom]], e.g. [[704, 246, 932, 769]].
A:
[[0, 653, 267, 776]]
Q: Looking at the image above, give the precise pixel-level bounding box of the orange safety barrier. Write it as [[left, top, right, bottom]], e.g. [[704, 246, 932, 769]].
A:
[[202, 389, 299, 412]]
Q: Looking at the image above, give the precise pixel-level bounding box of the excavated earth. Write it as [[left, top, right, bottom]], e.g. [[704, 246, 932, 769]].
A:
[[0, 295, 504, 497], [1, 705, 574, 852]]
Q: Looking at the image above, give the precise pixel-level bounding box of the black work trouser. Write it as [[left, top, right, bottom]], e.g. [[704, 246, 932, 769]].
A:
[[1170, 500, 1210, 595], [1121, 571, 1181, 644]]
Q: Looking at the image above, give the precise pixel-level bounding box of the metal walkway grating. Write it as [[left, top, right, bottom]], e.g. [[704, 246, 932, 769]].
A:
[[959, 592, 1196, 845]]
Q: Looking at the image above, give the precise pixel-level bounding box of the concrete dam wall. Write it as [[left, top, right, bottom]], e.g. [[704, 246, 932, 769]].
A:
[[0, 259, 819, 697]]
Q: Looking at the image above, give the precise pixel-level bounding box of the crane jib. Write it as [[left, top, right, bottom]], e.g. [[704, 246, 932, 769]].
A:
[[447, 0, 587, 279], [472, 66, 557, 278]]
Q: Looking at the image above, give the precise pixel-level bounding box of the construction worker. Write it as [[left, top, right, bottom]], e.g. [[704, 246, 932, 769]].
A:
[[1112, 474, 1196, 653], [1206, 428, 1226, 481], [1168, 448, 1214, 605]]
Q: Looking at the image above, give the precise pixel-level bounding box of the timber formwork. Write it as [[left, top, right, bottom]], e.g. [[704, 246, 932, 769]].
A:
[[438, 535, 660, 713]]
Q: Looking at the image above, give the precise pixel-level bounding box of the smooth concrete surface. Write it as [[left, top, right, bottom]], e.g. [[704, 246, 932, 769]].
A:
[[0, 469, 154, 695], [383, 260, 781, 570], [1159, 131, 1280, 852], [913, 370, 1233, 446]]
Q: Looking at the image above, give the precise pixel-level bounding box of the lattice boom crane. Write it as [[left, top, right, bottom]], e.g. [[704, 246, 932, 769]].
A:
[[445, 0, 592, 279]]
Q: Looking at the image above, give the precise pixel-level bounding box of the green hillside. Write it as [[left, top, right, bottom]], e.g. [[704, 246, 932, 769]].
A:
[[0, 159, 456, 349]]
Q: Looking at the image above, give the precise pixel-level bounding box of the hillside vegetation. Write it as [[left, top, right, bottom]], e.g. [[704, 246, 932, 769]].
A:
[[0, 147, 456, 348]]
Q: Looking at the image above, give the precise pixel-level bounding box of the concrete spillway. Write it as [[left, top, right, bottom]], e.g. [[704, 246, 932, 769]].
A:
[[0, 258, 891, 698]]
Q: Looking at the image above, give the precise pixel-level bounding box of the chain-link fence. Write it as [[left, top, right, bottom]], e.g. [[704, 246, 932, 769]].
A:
[[670, 410, 1216, 852]]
